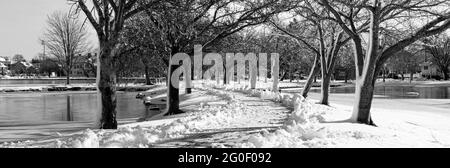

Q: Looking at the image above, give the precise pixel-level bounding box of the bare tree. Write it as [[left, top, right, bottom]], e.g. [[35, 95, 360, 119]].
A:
[[319, 0, 450, 125], [70, 0, 160, 129], [12, 54, 25, 63], [43, 11, 89, 84], [423, 35, 450, 80], [270, 2, 369, 104], [145, 0, 297, 115], [121, 13, 167, 85]]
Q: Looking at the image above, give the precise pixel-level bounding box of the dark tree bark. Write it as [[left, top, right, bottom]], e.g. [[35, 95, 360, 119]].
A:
[[352, 76, 376, 126], [165, 49, 184, 115], [320, 0, 450, 125], [66, 65, 71, 85], [98, 45, 118, 129], [301, 54, 320, 98], [442, 67, 449, 80], [280, 71, 288, 81], [349, 8, 381, 126], [409, 72, 413, 83], [344, 70, 348, 83], [319, 74, 331, 105], [73, 0, 160, 129], [144, 65, 153, 85], [317, 29, 344, 105]]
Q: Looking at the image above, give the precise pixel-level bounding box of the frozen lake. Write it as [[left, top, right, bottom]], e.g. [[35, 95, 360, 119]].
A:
[[284, 85, 450, 99], [0, 79, 96, 85], [0, 92, 154, 122]]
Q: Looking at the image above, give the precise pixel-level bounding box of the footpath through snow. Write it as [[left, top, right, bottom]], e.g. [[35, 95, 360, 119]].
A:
[[1, 81, 450, 148], [0, 83, 290, 148]]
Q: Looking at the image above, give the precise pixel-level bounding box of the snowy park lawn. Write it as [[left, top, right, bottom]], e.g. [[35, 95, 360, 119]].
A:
[[1, 81, 449, 148]]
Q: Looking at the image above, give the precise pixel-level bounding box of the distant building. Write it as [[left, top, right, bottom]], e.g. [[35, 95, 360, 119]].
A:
[[0, 56, 11, 75], [70, 53, 97, 77], [420, 61, 450, 79], [10, 61, 35, 75], [0, 56, 11, 65]]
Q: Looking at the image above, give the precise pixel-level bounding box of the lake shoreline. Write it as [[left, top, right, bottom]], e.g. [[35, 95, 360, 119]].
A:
[[0, 84, 159, 93]]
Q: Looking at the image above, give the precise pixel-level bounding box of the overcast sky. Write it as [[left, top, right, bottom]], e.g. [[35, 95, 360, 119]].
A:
[[0, 0, 97, 61]]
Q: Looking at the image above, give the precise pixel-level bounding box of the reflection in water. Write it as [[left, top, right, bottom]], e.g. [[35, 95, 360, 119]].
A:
[[0, 92, 157, 122], [307, 86, 450, 99], [66, 95, 72, 121], [0, 79, 96, 85]]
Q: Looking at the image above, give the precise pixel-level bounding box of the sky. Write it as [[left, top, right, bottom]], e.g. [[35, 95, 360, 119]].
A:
[[0, 0, 97, 61]]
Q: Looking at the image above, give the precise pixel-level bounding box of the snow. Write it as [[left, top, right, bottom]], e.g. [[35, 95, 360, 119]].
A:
[[1, 80, 449, 148], [0, 83, 289, 148], [235, 85, 450, 148]]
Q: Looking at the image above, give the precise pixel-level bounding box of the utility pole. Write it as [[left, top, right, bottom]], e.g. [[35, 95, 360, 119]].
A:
[[41, 40, 46, 60]]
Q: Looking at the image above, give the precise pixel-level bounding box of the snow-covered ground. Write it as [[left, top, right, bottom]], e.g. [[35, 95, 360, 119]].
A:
[[1, 80, 449, 148]]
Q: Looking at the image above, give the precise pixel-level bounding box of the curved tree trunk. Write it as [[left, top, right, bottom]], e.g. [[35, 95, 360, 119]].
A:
[[350, 10, 381, 126], [280, 71, 288, 81], [301, 54, 320, 98]]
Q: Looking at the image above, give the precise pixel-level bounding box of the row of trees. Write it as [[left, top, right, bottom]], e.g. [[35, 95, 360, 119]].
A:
[[69, 0, 297, 128], [272, 0, 450, 125], [65, 0, 449, 129]]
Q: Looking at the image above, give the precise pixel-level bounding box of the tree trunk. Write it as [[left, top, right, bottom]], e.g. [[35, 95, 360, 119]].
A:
[[98, 45, 118, 129], [344, 70, 348, 83], [409, 72, 413, 83], [223, 65, 227, 84], [301, 55, 320, 98], [289, 68, 294, 82], [144, 65, 153, 85], [442, 67, 449, 80], [352, 78, 376, 126], [280, 71, 288, 81], [289, 73, 293, 82], [319, 73, 331, 105], [351, 9, 379, 126], [65, 68, 71, 85], [165, 49, 184, 115]]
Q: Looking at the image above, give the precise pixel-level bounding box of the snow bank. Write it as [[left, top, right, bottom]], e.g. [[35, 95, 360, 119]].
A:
[[2, 80, 449, 148], [221, 82, 450, 148], [0, 87, 268, 148]]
